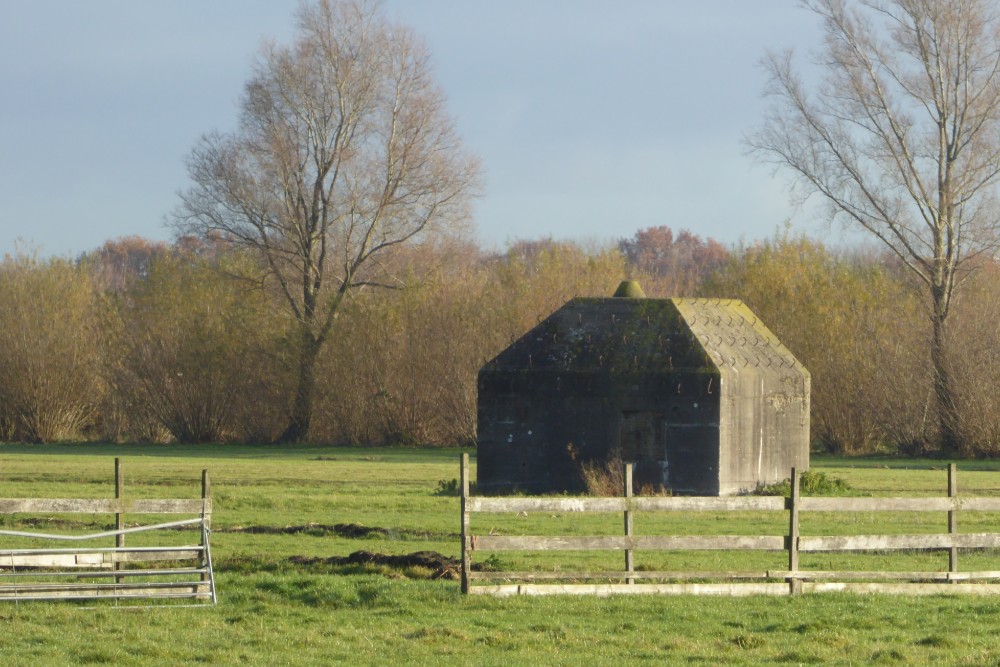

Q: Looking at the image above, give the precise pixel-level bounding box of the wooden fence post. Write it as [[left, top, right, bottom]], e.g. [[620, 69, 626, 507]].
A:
[[115, 458, 124, 584], [949, 463, 958, 575], [201, 469, 211, 587], [460, 453, 470, 594], [788, 467, 801, 595], [624, 463, 634, 584], [201, 469, 211, 521]]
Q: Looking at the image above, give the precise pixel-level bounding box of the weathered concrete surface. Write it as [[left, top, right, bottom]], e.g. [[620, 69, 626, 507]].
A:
[[476, 294, 809, 495]]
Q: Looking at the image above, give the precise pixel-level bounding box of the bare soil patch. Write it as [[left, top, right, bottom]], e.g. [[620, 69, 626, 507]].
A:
[[221, 522, 451, 539], [289, 550, 463, 579]]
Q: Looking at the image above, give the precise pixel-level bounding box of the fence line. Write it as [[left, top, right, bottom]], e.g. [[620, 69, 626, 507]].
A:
[[459, 454, 1000, 596], [0, 458, 215, 604]]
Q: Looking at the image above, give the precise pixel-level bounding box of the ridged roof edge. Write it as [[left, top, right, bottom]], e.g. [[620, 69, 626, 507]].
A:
[[673, 299, 807, 373]]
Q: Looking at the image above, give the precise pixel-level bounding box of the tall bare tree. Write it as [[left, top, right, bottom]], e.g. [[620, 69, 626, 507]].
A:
[[173, 0, 480, 442], [749, 0, 1000, 452]]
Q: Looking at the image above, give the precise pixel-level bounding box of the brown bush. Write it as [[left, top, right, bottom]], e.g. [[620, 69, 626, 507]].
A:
[[0, 253, 103, 442], [106, 252, 290, 443]]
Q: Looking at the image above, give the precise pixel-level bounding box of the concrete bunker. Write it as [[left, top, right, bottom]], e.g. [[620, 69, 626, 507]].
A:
[[476, 282, 810, 495]]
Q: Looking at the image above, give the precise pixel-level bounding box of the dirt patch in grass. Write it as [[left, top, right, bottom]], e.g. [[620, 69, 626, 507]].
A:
[[220, 522, 451, 539], [289, 550, 463, 579], [224, 522, 388, 538]]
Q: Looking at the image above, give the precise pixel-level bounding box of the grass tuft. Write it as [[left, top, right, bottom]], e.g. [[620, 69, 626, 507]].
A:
[[915, 635, 954, 648], [871, 648, 908, 663], [775, 650, 824, 664], [754, 469, 855, 496], [730, 634, 765, 649]]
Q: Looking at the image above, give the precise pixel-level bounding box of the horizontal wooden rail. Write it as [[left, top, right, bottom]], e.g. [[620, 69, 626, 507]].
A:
[[468, 496, 786, 513], [469, 570, 774, 581], [468, 583, 793, 597], [0, 498, 210, 514], [473, 535, 786, 551], [797, 497, 1000, 512], [767, 570, 1000, 581], [460, 455, 1000, 597], [798, 533, 1000, 551]]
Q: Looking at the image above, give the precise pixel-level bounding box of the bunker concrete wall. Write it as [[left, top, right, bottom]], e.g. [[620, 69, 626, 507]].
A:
[[477, 369, 723, 494], [717, 369, 810, 495]]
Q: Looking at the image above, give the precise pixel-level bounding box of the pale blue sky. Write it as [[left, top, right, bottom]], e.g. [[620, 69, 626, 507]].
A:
[[0, 1, 826, 257]]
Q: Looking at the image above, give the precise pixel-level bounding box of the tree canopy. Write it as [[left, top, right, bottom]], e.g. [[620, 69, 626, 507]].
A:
[[749, 0, 1000, 452], [172, 0, 480, 441]]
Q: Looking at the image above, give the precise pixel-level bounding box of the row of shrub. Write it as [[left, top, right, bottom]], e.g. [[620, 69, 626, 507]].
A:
[[2, 227, 999, 455]]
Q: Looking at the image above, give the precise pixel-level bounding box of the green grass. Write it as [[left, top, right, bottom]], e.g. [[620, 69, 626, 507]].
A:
[[0, 445, 998, 665]]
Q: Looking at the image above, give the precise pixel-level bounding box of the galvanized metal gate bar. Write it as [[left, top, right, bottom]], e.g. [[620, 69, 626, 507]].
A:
[[0, 459, 215, 605]]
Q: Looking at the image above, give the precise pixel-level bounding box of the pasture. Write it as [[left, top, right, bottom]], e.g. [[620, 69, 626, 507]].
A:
[[0, 444, 999, 665]]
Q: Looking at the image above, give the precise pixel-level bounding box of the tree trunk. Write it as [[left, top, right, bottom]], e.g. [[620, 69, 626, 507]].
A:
[[931, 306, 961, 455], [279, 329, 320, 443]]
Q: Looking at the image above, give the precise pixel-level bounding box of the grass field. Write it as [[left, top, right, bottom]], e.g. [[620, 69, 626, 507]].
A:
[[0, 444, 999, 665]]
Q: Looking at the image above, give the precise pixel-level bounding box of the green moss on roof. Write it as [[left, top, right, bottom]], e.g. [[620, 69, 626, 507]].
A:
[[482, 296, 808, 377]]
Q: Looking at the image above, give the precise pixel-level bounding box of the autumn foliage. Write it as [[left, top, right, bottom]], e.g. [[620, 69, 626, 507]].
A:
[[1, 226, 999, 456]]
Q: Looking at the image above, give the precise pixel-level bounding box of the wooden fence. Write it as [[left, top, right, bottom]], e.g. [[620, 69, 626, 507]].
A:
[[0, 459, 215, 604], [459, 454, 1000, 596]]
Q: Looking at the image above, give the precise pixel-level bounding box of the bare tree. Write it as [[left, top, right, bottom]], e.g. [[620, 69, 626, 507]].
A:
[[172, 0, 480, 442], [749, 0, 1000, 452]]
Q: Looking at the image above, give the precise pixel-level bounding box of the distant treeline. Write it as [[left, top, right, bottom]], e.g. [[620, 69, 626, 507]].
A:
[[2, 226, 999, 456]]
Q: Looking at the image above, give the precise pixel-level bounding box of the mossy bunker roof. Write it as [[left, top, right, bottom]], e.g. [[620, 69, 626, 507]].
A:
[[482, 296, 806, 377]]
